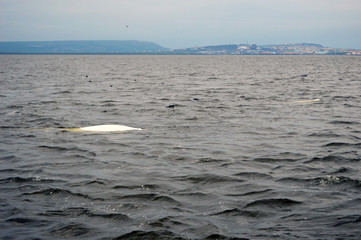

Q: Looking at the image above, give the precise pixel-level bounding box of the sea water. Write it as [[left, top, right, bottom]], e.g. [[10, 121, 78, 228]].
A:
[[1, 55, 361, 239]]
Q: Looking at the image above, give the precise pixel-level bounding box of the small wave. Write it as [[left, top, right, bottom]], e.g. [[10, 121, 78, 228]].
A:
[[38, 145, 76, 151], [330, 167, 353, 174], [0, 176, 58, 184], [184, 116, 198, 121], [113, 184, 160, 190], [197, 157, 226, 163], [305, 155, 360, 163], [149, 216, 188, 228], [6, 217, 49, 227], [22, 188, 101, 200], [278, 175, 361, 188], [6, 105, 23, 109], [83, 179, 108, 186], [88, 212, 130, 221], [39, 207, 85, 217], [49, 222, 93, 238], [329, 120, 359, 125], [173, 174, 243, 185], [117, 193, 180, 205], [101, 103, 117, 107], [211, 208, 267, 218], [6, 217, 35, 223], [27, 117, 62, 127], [53, 90, 72, 94], [334, 214, 361, 227], [323, 142, 361, 147], [40, 207, 130, 221], [112, 230, 186, 240], [40, 100, 57, 104], [254, 157, 298, 163], [233, 172, 272, 180], [227, 189, 273, 197], [174, 191, 208, 197], [38, 145, 96, 157], [204, 234, 250, 240], [27, 100, 57, 105], [276, 177, 308, 185], [0, 168, 20, 174], [0, 155, 18, 161], [331, 95, 357, 100], [0, 126, 20, 129], [245, 198, 302, 208], [308, 132, 341, 138]]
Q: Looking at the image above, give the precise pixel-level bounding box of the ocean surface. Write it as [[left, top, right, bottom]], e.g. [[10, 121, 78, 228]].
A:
[[0, 55, 360, 240]]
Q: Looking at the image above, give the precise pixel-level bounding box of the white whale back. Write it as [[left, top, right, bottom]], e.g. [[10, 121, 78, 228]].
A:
[[79, 125, 142, 132]]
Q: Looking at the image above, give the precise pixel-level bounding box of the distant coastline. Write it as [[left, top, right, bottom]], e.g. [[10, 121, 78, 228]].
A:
[[0, 40, 360, 55], [0, 40, 168, 54], [172, 43, 361, 56]]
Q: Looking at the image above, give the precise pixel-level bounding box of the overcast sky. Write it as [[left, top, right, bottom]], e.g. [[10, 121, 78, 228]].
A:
[[1, 0, 361, 49]]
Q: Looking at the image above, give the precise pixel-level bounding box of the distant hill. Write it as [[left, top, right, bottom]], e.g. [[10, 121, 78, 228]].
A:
[[171, 43, 361, 55], [0, 40, 168, 54]]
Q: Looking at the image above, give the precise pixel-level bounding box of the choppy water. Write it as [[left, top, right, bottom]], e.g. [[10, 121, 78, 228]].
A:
[[1, 55, 361, 240]]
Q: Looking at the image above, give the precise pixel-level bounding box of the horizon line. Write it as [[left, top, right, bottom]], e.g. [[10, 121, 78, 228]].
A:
[[0, 39, 356, 50]]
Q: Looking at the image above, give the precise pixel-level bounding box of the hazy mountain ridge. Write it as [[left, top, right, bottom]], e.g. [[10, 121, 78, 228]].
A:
[[0, 40, 168, 53]]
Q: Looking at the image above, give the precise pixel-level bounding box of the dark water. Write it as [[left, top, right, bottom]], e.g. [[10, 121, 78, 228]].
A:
[[1, 55, 361, 240]]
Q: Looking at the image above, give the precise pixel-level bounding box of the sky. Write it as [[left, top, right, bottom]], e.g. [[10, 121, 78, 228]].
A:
[[1, 0, 361, 49]]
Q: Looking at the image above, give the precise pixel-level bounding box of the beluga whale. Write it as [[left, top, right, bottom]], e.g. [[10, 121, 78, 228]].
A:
[[63, 124, 142, 133], [294, 98, 321, 103]]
